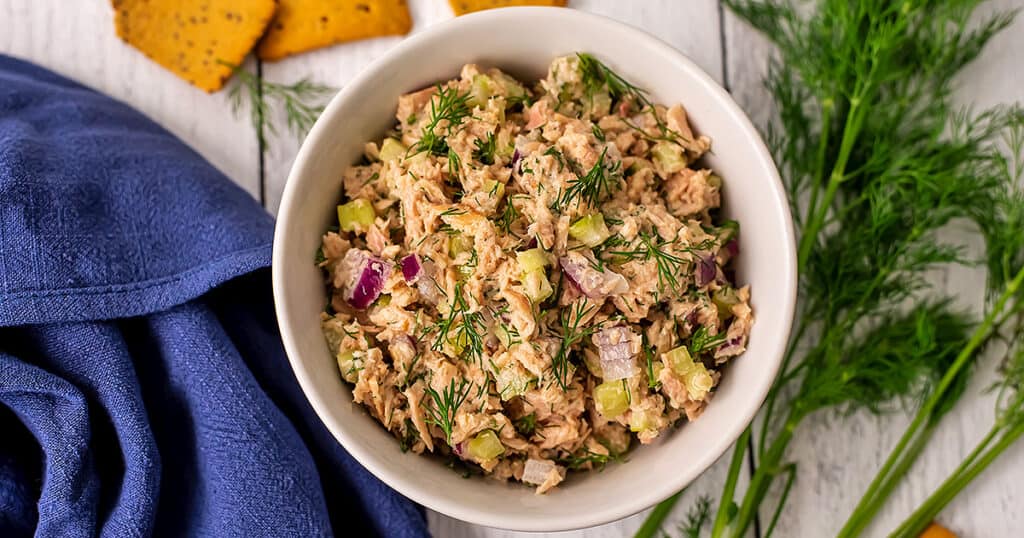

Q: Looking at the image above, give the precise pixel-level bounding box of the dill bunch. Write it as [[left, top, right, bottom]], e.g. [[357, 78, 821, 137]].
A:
[[222, 61, 335, 148], [637, 1, 1021, 537]]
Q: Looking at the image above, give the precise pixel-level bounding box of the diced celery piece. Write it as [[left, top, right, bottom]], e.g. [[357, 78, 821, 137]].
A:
[[649, 361, 664, 384], [467, 430, 505, 460], [664, 345, 713, 400], [484, 180, 506, 200], [713, 287, 740, 320], [495, 323, 516, 348], [496, 367, 532, 400], [337, 350, 362, 383], [373, 294, 391, 307], [628, 159, 654, 174], [585, 90, 612, 118], [457, 264, 475, 279], [516, 248, 550, 274], [448, 232, 474, 258], [495, 130, 515, 158], [652, 141, 687, 174], [337, 199, 376, 232], [594, 380, 630, 418], [379, 137, 407, 162], [493, 72, 527, 102], [707, 173, 723, 189], [665, 345, 694, 376], [629, 409, 656, 433], [568, 214, 611, 248], [684, 367, 714, 401], [447, 330, 469, 358], [522, 269, 553, 303], [470, 74, 495, 107]]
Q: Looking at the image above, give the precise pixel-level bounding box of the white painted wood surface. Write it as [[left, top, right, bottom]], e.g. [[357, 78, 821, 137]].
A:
[[2, 1, 1022, 537]]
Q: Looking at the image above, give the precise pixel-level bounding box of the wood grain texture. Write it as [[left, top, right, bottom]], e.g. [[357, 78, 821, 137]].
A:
[[0, 0, 262, 199]]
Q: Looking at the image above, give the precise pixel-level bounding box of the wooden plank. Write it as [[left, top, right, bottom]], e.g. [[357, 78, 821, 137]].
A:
[[723, 0, 1024, 536], [0, 0, 262, 199]]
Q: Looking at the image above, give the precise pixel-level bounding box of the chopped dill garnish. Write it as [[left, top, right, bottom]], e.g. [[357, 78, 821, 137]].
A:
[[472, 132, 498, 165], [423, 378, 473, 446], [429, 281, 486, 366], [689, 326, 728, 355], [575, 53, 679, 142], [494, 195, 523, 236], [513, 412, 537, 437], [591, 123, 606, 142], [314, 246, 326, 264], [398, 419, 419, 453], [550, 302, 601, 390], [410, 84, 473, 156], [559, 448, 621, 471], [556, 147, 621, 209], [642, 333, 661, 389], [447, 148, 462, 181], [608, 231, 687, 294]]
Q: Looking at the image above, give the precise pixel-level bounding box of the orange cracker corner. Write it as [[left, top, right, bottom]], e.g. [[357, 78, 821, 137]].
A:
[[448, 0, 567, 16], [112, 0, 277, 92], [257, 0, 413, 62]]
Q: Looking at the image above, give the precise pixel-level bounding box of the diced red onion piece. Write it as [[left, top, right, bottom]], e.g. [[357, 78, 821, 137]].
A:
[[715, 336, 746, 359], [510, 149, 522, 173], [593, 326, 640, 380], [339, 248, 393, 310], [694, 250, 718, 288], [400, 254, 423, 283], [559, 252, 629, 299], [522, 459, 559, 485], [453, 442, 465, 457], [725, 239, 739, 258], [525, 236, 538, 249]]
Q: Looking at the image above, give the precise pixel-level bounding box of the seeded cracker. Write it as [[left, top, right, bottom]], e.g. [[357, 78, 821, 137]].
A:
[[112, 0, 277, 92], [257, 0, 413, 61], [448, 0, 567, 16]]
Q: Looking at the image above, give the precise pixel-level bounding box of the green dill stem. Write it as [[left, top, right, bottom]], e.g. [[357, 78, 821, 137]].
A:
[[889, 422, 1024, 538], [804, 99, 834, 229], [763, 463, 796, 538], [711, 427, 750, 537], [797, 97, 866, 269], [634, 490, 684, 538], [759, 316, 809, 453], [718, 412, 800, 538], [839, 266, 1024, 537]]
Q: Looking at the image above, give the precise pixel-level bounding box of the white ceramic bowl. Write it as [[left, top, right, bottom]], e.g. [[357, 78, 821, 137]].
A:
[[273, 7, 796, 532]]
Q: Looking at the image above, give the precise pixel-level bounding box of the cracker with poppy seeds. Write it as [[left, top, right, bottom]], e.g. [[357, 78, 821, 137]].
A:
[[257, 0, 413, 61], [112, 0, 276, 92], [448, 0, 567, 16]]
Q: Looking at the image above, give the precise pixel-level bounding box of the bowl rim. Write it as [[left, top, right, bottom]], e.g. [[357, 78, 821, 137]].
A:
[[273, 6, 796, 532]]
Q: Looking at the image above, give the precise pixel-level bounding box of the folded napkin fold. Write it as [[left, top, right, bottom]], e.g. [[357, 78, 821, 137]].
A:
[[0, 55, 428, 538]]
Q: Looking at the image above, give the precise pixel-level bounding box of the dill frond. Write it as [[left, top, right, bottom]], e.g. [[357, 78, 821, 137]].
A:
[[223, 61, 335, 148]]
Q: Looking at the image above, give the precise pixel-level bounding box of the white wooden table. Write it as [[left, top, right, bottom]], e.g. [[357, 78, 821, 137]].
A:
[[3, 1, 1022, 536]]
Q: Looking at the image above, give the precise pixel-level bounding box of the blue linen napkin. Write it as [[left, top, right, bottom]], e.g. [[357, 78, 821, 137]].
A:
[[0, 55, 429, 538]]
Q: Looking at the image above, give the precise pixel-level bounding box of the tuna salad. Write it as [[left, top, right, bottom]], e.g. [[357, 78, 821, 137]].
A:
[[317, 54, 753, 494]]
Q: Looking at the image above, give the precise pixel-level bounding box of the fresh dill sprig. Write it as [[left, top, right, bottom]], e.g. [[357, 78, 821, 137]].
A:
[[222, 61, 335, 149], [679, 496, 712, 538], [550, 302, 600, 390], [411, 84, 473, 157], [447, 147, 462, 181], [556, 147, 621, 210], [424, 378, 473, 446], [638, 1, 1023, 537], [472, 132, 497, 165]]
